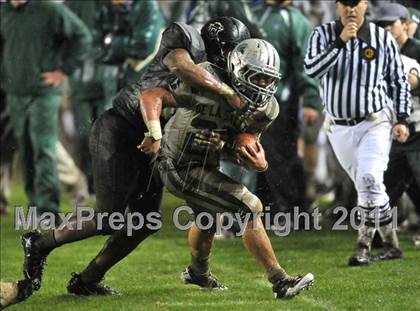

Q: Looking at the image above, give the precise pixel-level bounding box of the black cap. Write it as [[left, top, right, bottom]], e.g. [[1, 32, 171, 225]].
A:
[[336, 0, 362, 8]]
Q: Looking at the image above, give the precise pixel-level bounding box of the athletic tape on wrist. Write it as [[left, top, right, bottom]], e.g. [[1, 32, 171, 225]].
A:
[[256, 162, 269, 172], [145, 120, 162, 141]]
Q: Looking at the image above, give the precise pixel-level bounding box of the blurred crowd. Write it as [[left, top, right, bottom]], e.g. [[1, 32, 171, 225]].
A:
[[1, 0, 419, 243]]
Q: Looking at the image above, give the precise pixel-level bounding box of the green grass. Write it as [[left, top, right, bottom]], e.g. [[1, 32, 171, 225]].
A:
[[1, 184, 420, 311]]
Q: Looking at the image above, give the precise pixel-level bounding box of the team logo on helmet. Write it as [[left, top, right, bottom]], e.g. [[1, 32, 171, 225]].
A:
[[207, 22, 224, 38]]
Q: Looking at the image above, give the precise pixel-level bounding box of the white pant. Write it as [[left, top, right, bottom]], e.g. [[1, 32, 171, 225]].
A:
[[56, 141, 82, 186], [325, 108, 393, 208]]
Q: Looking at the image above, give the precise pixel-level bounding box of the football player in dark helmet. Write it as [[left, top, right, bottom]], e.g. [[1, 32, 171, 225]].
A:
[[20, 17, 251, 298], [201, 16, 251, 68]]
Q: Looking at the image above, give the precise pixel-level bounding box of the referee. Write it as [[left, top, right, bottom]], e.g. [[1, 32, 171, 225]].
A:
[[304, 0, 411, 266]]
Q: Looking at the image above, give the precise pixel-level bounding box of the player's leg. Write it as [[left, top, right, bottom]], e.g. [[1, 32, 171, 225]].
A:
[[242, 216, 313, 298], [242, 216, 282, 276], [70, 169, 163, 296], [161, 161, 313, 298], [161, 162, 238, 289], [21, 109, 136, 292], [181, 221, 226, 288], [66, 109, 154, 295], [188, 222, 214, 276]]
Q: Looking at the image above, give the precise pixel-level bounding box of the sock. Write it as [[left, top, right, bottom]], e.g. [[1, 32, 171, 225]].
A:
[[80, 261, 105, 284], [378, 223, 400, 249], [268, 266, 288, 284], [190, 254, 210, 277], [34, 231, 57, 253]]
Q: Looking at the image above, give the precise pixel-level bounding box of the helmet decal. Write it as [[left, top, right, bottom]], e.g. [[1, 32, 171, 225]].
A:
[[201, 17, 250, 68], [207, 22, 224, 39]]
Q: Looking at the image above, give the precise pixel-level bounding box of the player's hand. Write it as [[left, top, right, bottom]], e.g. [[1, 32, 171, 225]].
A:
[[224, 93, 247, 110], [138, 136, 161, 155], [192, 129, 224, 151], [393, 124, 409, 143], [302, 107, 320, 125], [340, 21, 358, 43], [42, 71, 66, 87], [236, 141, 268, 171]]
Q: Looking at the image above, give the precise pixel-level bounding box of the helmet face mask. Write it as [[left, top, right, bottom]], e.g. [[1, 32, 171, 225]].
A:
[[228, 39, 281, 108], [201, 17, 251, 68]]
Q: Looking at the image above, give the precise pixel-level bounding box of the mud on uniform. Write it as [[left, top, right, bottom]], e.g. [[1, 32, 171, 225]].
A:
[[90, 22, 206, 227], [157, 63, 279, 230]]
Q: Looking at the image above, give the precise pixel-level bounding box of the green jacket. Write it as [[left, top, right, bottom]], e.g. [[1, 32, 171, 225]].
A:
[[253, 4, 321, 110], [65, 0, 106, 100], [0, 1, 92, 96], [95, 0, 165, 65]]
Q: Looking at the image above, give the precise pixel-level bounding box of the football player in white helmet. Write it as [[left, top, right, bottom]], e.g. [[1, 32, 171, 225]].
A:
[[143, 38, 315, 299]]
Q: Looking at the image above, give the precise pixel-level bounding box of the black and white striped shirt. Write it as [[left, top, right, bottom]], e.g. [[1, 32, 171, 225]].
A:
[[304, 19, 411, 121]]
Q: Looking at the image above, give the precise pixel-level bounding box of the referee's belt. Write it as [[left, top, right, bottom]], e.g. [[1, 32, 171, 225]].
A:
[[332, 116, 366, 126]]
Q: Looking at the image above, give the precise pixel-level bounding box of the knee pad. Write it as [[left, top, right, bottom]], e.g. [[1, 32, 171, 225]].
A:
[[240, 190, 263, 214]]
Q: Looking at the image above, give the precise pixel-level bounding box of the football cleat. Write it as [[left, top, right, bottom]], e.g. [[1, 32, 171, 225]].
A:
[[21, 231, 48, 291], [348, 243, 370, 266], [67, 273, 120, 296], [370, 247, 403, 262], [181, 266, 227, 290], [272, 273, 314, 299], [16, 279, 35, 302]]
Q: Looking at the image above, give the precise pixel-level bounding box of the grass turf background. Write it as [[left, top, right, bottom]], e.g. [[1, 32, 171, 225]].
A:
[[1, 184, 420, 311]]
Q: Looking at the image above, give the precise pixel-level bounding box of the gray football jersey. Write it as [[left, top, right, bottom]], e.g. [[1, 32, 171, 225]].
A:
[[161, 62, 279, 168], [112, 22, 206, 126]]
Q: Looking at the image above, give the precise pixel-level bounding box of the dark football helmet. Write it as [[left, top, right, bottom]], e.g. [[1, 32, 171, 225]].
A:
[[201, 17, 251, 68]]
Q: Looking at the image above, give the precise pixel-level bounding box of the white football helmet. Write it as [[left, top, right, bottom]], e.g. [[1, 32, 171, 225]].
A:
[[227, 39, 281, 108]]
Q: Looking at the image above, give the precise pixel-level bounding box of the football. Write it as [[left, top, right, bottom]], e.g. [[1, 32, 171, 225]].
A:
[[234, 133, 259, 151]]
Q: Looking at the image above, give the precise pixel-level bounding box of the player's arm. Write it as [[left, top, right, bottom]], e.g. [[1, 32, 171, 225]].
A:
[[163, 49, 246, 110], [235, 98, 279, 171], [137, 87, 176, 155]]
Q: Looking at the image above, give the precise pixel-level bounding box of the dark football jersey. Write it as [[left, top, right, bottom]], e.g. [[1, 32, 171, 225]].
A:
[[112, 22, 207, 126], [161, 62, 279, 168]]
